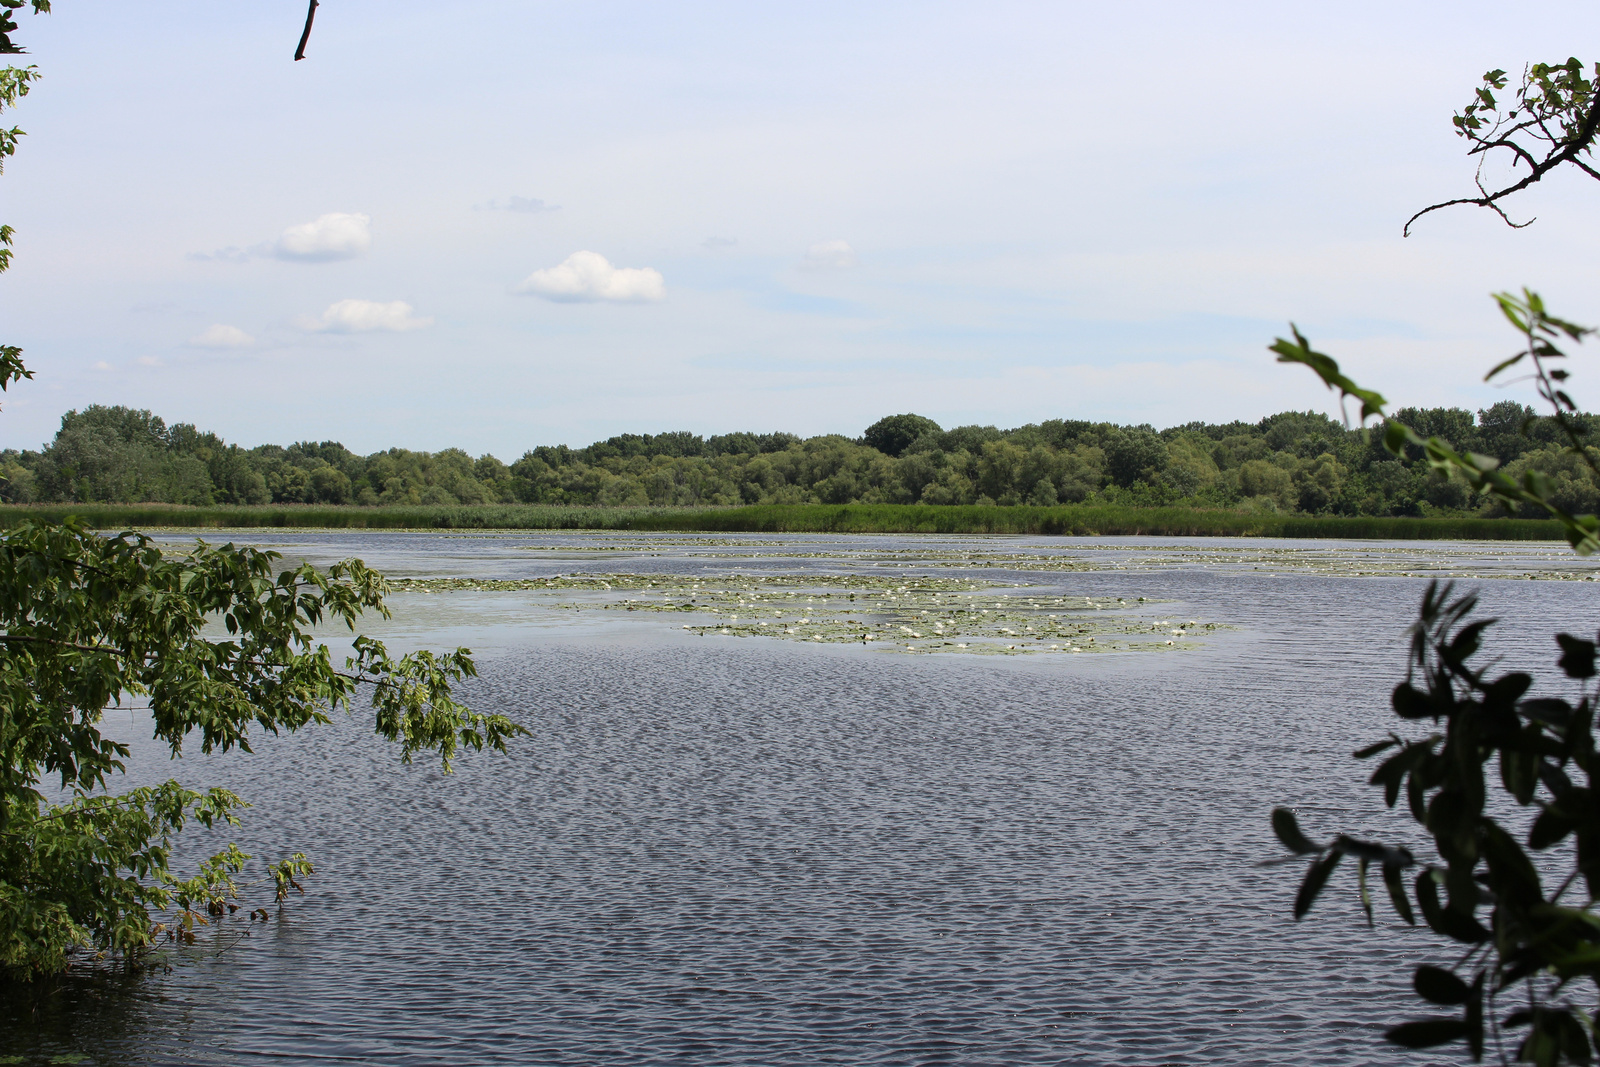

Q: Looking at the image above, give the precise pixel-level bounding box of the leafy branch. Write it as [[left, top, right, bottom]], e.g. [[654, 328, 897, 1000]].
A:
[[1275, 582, 1600, 1063], [1407, 59, 1600, 236], [0, 6, 42, 403], [0, 522, 528, 977], [1272, 291, 1600, 553], [1275, 289, 1600, 1061]]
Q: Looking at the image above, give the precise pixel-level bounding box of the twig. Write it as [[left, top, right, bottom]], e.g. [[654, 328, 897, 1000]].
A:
[[293, 0, 319, 62], [0, 633, 127, 655]]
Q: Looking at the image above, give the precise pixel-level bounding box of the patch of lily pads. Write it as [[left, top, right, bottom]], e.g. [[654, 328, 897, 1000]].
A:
[[386, 572, 1223, 656], [513, 535, 1597, 581]]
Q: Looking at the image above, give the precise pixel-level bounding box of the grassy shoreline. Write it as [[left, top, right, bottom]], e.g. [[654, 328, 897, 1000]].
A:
[[0, 502, 1566, 541]]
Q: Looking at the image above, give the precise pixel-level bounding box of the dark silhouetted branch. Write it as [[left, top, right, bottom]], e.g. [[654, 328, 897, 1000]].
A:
[[294, 0, 320, 62], [1406, 61, 1600, 236]]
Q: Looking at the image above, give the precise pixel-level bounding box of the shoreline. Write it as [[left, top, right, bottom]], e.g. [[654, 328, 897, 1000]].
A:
[[0, 502, 1567, 541]]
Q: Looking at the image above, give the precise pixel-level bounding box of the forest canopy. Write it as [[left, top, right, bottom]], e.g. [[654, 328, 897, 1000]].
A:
[[1, 402, 1595, 519]]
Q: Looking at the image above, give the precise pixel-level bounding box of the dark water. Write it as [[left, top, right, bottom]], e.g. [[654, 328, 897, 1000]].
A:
[[6, 533, 1597, 1066]]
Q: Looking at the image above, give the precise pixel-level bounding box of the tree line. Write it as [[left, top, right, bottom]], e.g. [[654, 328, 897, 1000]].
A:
[[1, 402, 1594, 517]]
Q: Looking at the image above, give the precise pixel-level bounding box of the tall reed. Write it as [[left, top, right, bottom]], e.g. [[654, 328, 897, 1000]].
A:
[[0, 502, 1564, 541]]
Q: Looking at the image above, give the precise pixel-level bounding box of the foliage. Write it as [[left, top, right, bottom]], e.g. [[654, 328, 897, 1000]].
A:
[[1407, 57, 1600, 234], [0, 520, 526, 977], [1276, 298, 1600, 1063], [0, 501, 1570, 540], [0, 3, 38, 402], [1274, 582, 1600, 1063], [862, 413, 942, 458], [1273, 291, 1599, 553], [7, 401, 1595, 519], [0, 7, 525, 982], [1274, 53, 1600, 1055]]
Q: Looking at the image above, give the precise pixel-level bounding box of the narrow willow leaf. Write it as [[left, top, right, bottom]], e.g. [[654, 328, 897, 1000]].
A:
[[1382, 863, 1415, 925], [1294, 850, 1342, 920], [1386, 1018, 1470, 1049]]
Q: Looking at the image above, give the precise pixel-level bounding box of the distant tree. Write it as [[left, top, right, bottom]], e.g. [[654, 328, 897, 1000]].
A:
[[862, 414, 942, 458], [1103, 427, 1169, 488]]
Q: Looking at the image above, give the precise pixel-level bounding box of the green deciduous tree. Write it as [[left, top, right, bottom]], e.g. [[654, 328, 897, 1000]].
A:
[[862, 413, 942, 458], [0, 522, 525, 977], [0, 3, 525, 981]]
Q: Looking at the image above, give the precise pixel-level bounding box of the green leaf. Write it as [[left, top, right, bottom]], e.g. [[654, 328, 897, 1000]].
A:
[[1270, 325, 1388, 425], [1416, 870, 1489, 943], [1530, 807, 1575, 849], [1382, 862, 1415, 925], [1391, 682, 1435, 720], [1293, 850, 1341, 919], [1386, 1018, 1470, 1049], [1414, 965, 1471, 1005], [1271, 807, 1320, 854], [1353, 737, 1398, 759], [1556, 634, 1597, 679]]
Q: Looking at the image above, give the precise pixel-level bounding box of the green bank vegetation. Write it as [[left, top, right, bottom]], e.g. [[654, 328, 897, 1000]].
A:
[[5, 401, 1600, 523], [0, 500, 1568, 541]]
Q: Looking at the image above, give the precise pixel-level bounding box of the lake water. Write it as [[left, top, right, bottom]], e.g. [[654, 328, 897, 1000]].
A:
[[6, 532, 1598, 1066]]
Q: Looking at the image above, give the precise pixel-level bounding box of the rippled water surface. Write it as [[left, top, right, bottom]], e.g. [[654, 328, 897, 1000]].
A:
[[7, 532, 1599, 1066]]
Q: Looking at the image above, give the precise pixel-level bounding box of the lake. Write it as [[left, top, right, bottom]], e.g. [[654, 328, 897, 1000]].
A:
[[6, 531, 1596, 1066]]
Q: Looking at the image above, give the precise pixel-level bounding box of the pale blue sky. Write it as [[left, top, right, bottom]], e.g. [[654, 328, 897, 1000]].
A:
[[1, 1, 1598, 456]]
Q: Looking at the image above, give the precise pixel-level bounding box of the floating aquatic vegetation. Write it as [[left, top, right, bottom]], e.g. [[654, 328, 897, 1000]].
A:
[[387, 572, 1220, 656], [504, 535, 1598, 581]]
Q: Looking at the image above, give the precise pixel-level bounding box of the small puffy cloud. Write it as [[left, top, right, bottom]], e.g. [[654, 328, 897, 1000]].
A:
[[189, 324, 254, 348], [275, 213, 371, 262], [92, 361, 112, 371], [703, 236, 737, 250], [514, 251, 665, 303], [136, 356, 163, 368], [304, 298, 433, 333], [800, 240, 859, 270]]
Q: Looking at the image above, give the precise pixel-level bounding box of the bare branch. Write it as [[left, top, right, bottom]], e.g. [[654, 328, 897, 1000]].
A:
[[293, 0, 320, 63]]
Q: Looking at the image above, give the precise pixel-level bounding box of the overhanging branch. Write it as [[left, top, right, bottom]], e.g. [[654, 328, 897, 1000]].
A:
[[1406, 72, 1600, 236]]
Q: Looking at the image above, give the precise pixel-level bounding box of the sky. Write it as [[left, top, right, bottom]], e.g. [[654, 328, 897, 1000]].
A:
[[1, 1, 1598, 457]]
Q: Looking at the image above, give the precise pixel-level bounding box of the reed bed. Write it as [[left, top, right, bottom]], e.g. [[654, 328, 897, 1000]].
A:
[[0, 502, 1565, 541]]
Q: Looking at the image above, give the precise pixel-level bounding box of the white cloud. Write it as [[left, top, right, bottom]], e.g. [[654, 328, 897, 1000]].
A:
[[188, 324, 254, 348], [514, 250, 665, 303], [304, 298, 433, 333], [91, 361, 112, 371], [274, 213, 372, 262], [136, 355, 163, 367], [800, 240, 859, 270]]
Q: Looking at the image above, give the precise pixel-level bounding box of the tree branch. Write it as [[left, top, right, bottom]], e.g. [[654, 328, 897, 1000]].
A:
[[293, 0, 319, 62], [1406, 79, 1600, 236], [0, 633, 127, 656]]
